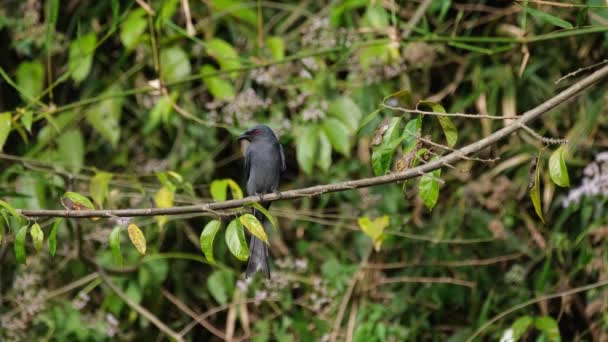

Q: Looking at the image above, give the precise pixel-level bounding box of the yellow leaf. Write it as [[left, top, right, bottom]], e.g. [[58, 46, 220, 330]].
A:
[[357, 215, 389, 251], [127, 223, 146, 255], [239, 214, 268, 244], [154, 186, 174, 228]]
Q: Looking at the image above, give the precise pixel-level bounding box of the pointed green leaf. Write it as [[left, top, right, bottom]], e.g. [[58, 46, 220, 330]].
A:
[[296, 125, 319, 175], [143, 93, 176, 134], [317, 130, 332, 171], [16, 61, 44, 101], [357, 215, 389, 251], [240, 213, 268, 245], [225, 218, 249, 261], [524, 6, 573, 29], [534, 316, 561, 341], [21, 110, 33, 133], [419, 101, 458, 147], [371, 117, 402, 175], [225, 179, 243, 199], [30, 222, 44, 252], [419, 161, 442, 210], [549, 146, 570, 187], [62, 192, 95, 210], [48, 218, 62, 256], [0, 199, 22, 222], [15, 225, 28, 264], [0, 112, 12, 150], [200, 220, 221, 263], [529, 156, 545, 223], [200, 65, 236, 100], [205, 38, 241, 76], [208, 0, 257, 25], [109, 226, 123, 266], [511, 316, 533, 340], [358, 108, 381, 132], [90, 172, 113, 207], [244, 202, 279, 232], [68, 32, 97, 83], [322, 118, 351, 157], [120, 9, 147, 50]]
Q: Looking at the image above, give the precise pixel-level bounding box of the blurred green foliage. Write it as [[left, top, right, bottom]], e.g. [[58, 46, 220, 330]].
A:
[[1, 0, 608, 341]]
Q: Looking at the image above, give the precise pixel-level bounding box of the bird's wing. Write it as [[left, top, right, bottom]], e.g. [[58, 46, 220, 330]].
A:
[[244, 146, 252, 181], [279, 144, 286, 172]]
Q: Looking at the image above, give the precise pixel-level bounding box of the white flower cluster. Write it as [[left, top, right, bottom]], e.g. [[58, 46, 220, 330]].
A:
[[562, 152, 608, 207]]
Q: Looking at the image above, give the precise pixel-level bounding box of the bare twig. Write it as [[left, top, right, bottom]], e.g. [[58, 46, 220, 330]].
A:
[[402, 0, 433, 39], [14, 64, 608, 219], [366, 275, 476, 290], [135, 0, 155, 15], [363, 253, 523, 269], [555, 59, 608, 84]]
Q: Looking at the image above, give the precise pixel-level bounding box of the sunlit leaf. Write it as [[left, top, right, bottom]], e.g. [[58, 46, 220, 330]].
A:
[[529, 154, 545, 223], [206, 38, 240, 77], [21, 110, 32, 133], [225, 218, 249, 261], [68, 32, 97, 83], [419, 101, 458, 147], [161, 46, 192, 83], [208, 0, 257, 25], [358, 215, 389, 251], [120, 9, 147, 50], [30, 222, 44, 252], [200, 64, 236, 100], [154, 186, 174, 228], [200, 220, 221, 263], [328, 96, 362, 133], [48, 218, 62, 256], [109, 226, 123, 266], [266, 36, 285, 60], [15, 225, 28, 264], [90, 172, 113, 207], [419, 160, 442, 210], [511, 315, 533, 340], [549, 146, 570, 187], [0, 199, 21, 221], [534, 316, 561, 341], [127, 223, 146, 255], [240, 213, 268, 244], [322, 118, 351, 157], [155, 0, 180, 28], [16, 61, 44, 102], [62, 192, 95, 211], [245, 202, 278, 231], [0, 112, 12, 151], [210, 178, 243, 201], [296, 124, 319, 175], [371, 117, 402, 175]]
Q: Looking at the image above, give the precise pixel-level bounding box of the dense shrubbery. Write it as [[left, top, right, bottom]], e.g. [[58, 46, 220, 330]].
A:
[[1, 0, 608, 340]]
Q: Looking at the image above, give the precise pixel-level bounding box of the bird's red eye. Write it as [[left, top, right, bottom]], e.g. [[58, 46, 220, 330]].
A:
[[252, 129, 261, 135]]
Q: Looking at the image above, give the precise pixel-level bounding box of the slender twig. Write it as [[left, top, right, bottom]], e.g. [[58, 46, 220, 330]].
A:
[[366, 275, 476, 290], [98, 267, 184, 342], [13, 64, 608, 219], [555, 59, 608, 84], [161, 289, 227, 340], [363, 253, 523, 269], [402, 0, 433, 39]]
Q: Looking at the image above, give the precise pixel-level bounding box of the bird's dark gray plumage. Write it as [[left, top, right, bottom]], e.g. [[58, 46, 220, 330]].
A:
[[238, 125, 285, 278]]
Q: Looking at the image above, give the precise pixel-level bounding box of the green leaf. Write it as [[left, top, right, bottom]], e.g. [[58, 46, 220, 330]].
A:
[[21, 110, 33, 133], [358, 109, 381, 132], [419, 161, 441, 210], [534, 316, 561, 342], [15, 225, 28, 264], [210, 179, 243, 201], [549, 146, 570, 187], [85, 85, 124, 147], [419, 101, 458, 147], [529, 156, 545, 223], [90, 172, 113, 207], [266, 36, 285, 60], [68, 32, 97, 83], [402, 116, 422, 154], [357, 215, 389, 251], [62, 192, 95, 211], [0, 112, 12, 151], [200, 65, 236, 100], [322, 118, 351, 157], [206, 270, 234, 305], [364, 4, 389, 28], [120, 9, 147, 50], [512, 315, 533, 340], [0, 199, 22, 221], [371, 117, 402, 175], [245, 202, 279, 231], [524, 6, 573, 29], [127, 223, 146, 255], [48, 218, 62, 256], [317, 130, 332, 171], [296, 125, 319, 175], [240, 213, 268, 244], [206, 38, 241, 76], [57, 128, 84, 174], [143, 93, 176, 134], [383, 89, 413, 106], [328, 96, 362, 133], [109, 226, 123, 266], [155, 0, 180, 28], [225, 218, 249, 261], [200, 220, 221, 263], [16, 61, 44, 102], [161, 46, 192, 83], [30, 222, 44, 252], [209, 0, 258, 25]]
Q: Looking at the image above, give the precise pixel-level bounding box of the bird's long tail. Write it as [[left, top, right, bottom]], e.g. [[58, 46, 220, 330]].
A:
[[245, 206, 271, 279]]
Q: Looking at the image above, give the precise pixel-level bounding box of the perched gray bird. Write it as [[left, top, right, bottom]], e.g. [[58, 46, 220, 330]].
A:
[[238, 125, 285, 278]]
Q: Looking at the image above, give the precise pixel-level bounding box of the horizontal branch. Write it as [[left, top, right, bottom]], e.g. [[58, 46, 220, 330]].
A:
[[16, 64, 608, 219]]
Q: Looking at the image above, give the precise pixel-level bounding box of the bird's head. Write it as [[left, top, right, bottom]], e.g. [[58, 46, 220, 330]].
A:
[[237, 125, 278, 143]]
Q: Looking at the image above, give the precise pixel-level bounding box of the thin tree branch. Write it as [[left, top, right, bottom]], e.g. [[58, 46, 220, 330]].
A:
[[14, 64, 608, 219]]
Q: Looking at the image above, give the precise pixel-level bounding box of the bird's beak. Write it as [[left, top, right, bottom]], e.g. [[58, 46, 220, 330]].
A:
[[237, 132, 250, 141]]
